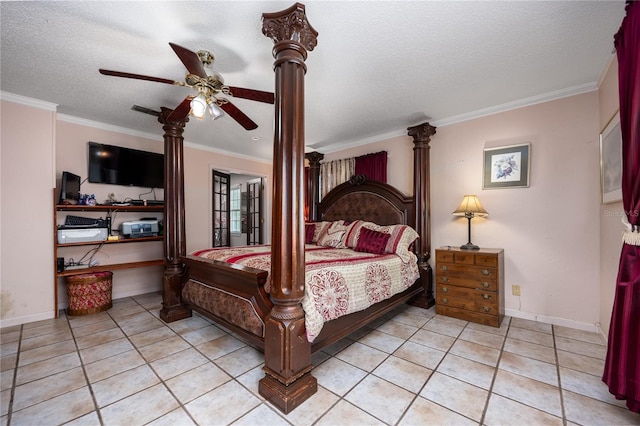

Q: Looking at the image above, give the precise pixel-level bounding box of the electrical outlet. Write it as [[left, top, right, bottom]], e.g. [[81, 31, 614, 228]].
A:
[[512, 285, 521, 296]]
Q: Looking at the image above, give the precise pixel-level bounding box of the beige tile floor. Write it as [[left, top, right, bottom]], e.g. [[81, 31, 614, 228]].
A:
[[1, 292, 639, 426]]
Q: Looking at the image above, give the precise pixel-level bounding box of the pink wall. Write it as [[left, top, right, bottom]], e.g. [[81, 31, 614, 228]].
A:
[[598, 56, 621, 338], [0, 99, 272, 325], [324, 91, 602, 330], [1, 98, 56, 324]]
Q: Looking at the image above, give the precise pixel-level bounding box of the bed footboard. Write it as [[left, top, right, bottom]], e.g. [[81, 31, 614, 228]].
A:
[[181, 255, 273, 349]]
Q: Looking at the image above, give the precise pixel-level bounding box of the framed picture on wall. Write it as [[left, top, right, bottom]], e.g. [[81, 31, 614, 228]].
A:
[[600, 111, 623, 204], [483, 143, 531, 189]]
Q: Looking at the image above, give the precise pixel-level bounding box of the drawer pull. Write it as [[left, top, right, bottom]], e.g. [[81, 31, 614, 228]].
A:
[[481, 269, 490, 276], [442, 298, 449, 304], [481, 282, 490, 288], [482, 306, 491, 312], [441, 287, 448, 293], [440, 277, 449, 283], [482, 294, 491, 300], [441, 265, 449, 271]]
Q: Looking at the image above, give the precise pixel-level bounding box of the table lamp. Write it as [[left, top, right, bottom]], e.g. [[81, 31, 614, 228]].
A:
[[452, 195, 488, 250]]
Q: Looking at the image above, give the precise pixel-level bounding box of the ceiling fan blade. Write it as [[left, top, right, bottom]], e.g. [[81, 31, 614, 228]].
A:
[[219, 101, 258, 130], [166, 96, 194, 123], [99, 69, 179, 85], [131, 105, 161, 117], [169, 42, 207, 78], [227, 86, 275, 104]]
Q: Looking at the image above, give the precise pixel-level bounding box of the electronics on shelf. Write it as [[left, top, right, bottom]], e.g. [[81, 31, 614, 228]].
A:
[[59, 171, 81, 204], [120, 219, 159, 238], [57, 227, 108, 244]]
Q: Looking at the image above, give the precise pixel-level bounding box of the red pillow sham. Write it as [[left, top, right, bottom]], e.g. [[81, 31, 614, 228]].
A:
[[354, 227, 391, 254]]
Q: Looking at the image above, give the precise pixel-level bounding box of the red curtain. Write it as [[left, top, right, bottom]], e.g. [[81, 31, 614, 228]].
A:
[[354, 151, 387, 183], [304, 166, 310, 221], [603, 0, 640, 413]]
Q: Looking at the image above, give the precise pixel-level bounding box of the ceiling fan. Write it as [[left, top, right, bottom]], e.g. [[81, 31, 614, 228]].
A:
[[99, 42, 274, 129]]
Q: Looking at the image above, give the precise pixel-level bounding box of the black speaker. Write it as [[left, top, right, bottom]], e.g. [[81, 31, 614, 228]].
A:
[[106, 216, 112, 235], [57, 257, 65, 272]]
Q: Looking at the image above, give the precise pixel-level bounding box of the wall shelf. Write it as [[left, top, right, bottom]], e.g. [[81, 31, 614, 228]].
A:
[[53, 190, 165, 316], [56, 260, 164, 278]]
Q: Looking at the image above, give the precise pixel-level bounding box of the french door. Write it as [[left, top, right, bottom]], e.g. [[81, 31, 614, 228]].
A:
[[246, 177, 264, 245], [212, 170, 230, 247]]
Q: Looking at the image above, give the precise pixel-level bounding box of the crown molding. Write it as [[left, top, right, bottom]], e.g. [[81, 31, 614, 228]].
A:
[[56, 113, 164, 142], [183, 140, 272, 165], [431, 82, 598, 128], [0, 91, 58, 111], [312, 82, 599, 155], [57, 113, 271, 165]]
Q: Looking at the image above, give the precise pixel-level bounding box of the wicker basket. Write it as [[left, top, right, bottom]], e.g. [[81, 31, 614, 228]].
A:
[[66, 271, 113, 316]]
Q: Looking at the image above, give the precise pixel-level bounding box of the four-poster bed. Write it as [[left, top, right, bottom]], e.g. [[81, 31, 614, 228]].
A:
[[157, 2, 436, 413]]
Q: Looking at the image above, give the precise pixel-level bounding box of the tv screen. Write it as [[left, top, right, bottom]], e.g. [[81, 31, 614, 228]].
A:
[[59, 171, 81, 204], [88, 142, 164, 188]]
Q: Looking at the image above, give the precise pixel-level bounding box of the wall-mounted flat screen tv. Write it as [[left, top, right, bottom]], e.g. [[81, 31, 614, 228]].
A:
[[88, 142, 164, 188]]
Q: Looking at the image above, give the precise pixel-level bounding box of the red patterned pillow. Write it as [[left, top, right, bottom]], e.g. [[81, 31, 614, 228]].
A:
[[354, 227, 391, 254], [345, 221, 419, 262], [305, 221, 331, 244], [305, 223, 316, 244]]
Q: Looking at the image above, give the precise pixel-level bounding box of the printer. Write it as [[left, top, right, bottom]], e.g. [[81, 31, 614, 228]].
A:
[[120, 219, 160, 238]]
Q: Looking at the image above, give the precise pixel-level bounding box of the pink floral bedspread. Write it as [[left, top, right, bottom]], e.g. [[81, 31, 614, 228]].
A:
[[191, 245, 420, 342]]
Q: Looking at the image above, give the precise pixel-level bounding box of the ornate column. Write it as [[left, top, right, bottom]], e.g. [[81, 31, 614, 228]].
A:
[[305, 151, 324, 221], [407, 122, 437, 308], [159, 107, 192, 322], [259, 3, 318, 414]]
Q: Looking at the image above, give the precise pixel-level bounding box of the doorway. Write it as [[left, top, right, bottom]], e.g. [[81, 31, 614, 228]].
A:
[[212, 170, 264, 247]]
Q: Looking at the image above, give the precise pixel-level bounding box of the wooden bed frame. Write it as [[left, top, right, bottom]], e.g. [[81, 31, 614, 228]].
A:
[[155, 3, 437, 413]]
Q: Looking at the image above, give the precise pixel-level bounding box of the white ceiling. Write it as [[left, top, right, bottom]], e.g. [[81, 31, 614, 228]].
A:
[[1, 1, 626, 161]]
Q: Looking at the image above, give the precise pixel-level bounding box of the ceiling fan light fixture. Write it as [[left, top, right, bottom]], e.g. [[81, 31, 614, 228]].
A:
[[208, 102, 224, 120], [190, 94, 208, 119]]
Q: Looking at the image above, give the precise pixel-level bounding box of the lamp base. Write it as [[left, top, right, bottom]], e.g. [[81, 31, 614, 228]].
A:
[[460, 243, 480, 250]]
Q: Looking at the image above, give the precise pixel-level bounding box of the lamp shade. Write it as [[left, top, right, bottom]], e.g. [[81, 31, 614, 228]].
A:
[[452, 195, 488, 217], [190, 94, 207, 119], [208, 102, 224, 120]]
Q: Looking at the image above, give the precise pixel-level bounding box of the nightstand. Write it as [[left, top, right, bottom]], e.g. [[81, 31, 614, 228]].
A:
[[435, 247, 504, 327]]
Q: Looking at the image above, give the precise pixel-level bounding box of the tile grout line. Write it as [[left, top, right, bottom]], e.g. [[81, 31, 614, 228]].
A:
[[478, 317, 511, 426], [65, 311, 106, 426], [109, 297, 201, 426], [551, 325, 568, 425], [5, 324, 23, 426], [392, 310, 441, 426]]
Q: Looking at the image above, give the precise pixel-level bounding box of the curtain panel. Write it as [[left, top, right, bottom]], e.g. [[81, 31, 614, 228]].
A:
[[354, 151, 388, 183], [320, 158, 355, 198], [603, 0, 640, 413]]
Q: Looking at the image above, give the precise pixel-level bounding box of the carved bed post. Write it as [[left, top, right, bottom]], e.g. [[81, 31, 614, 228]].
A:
[[408, 122, 437, 308], [305, 151, 324, 221], [259, 3, 318, 414], [159, 108, 192, 322]]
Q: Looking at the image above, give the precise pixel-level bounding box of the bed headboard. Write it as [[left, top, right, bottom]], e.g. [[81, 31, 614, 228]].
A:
[[318, 175, 415, 227]]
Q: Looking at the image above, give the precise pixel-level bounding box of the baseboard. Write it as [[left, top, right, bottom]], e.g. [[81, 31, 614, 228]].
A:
[[0, 310, 57, 329], [505, 308, 598, 333], [111, 285, 162, 301], [596, 323, 609, 344]]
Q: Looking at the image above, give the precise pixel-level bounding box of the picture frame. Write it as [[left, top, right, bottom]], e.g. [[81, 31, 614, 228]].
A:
[[600, 111, 622, 204], [483, 143, 531, 189]]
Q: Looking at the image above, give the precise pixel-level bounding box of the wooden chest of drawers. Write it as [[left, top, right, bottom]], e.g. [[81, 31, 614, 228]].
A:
[[435, 247, 504, 327]]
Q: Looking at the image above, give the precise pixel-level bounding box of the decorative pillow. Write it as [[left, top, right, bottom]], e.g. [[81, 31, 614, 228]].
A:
[[354, 227, 391, 254], [345, 221, 419, 262], [305, 221, 331, 244], [305, 223, 316, 244], [316, 221, 349, 248]]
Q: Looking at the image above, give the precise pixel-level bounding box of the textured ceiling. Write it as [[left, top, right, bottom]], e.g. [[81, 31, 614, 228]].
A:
[[0, 1, 626, 161]]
